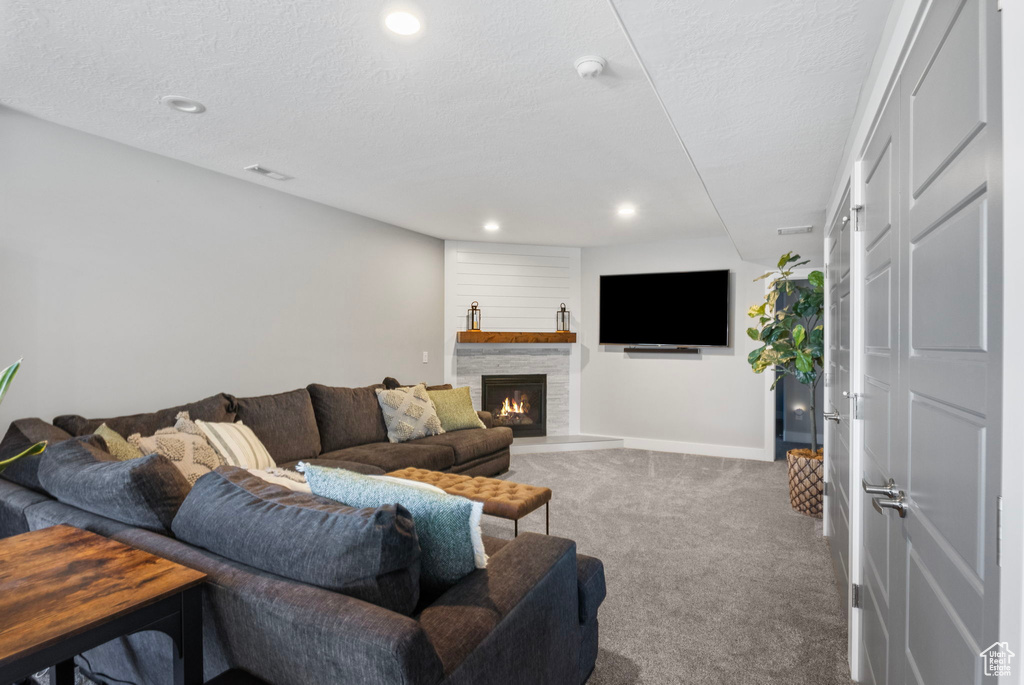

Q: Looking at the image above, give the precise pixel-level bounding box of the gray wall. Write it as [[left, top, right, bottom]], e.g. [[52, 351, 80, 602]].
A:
[[0, 108, 444, 425], [580, 236, 768, 458]]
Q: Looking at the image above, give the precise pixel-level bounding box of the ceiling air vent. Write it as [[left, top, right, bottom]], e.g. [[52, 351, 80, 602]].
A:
[[777, 225, 813, 235]]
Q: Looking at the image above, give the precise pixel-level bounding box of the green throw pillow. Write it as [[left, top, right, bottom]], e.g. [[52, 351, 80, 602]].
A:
[[427, 386, 486, 432], [94, 423, 144, 461]]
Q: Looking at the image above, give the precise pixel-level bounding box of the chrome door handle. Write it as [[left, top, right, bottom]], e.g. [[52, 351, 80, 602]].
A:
[[824, 411, 841, 423], [871, 492, 908, 518], [862, 478, 899, 498]]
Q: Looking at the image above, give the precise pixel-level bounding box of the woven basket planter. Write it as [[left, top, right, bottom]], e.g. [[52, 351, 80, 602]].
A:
[[787, 450, 824, 518]]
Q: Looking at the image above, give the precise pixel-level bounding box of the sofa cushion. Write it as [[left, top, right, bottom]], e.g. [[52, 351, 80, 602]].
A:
[[324, 443, 455, 473], [383, 377, 453, 392], [53, 393, 235, 437], [37, 435, 190, 533], [0, 477, 51, 538], [410, 427, 513, 465], [0, 418, 73, 491], [276, 457, 385, 475], [171, 466, 421, 615], [231, 389, 321, 464], [307, 383, 389, 450]]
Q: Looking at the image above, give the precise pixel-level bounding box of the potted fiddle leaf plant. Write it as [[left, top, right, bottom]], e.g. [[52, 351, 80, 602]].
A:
[[747, 253, 825, 518], [0, 359, 47, 474]]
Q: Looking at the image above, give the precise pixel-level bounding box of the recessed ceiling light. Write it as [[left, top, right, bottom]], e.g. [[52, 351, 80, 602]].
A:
[[244, 164, 293, 181], [617, 204, 637, 217], [160, 95, 206, 114], [385, 11, 421, 35], [484, 221, 500, 232]]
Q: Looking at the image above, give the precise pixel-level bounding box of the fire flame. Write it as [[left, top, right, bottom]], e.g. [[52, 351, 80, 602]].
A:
[[498, 396, 526, 417]]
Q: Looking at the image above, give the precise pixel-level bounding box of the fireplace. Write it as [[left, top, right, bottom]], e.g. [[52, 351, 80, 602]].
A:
[[481, 374, 547, 437]]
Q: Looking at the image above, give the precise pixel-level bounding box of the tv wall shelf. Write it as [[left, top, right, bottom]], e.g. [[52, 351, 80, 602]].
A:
[[456, 331, 577, 344]]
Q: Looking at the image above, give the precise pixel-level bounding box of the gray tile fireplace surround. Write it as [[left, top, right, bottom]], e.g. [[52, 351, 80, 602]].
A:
[[455, 347, 570, 435]]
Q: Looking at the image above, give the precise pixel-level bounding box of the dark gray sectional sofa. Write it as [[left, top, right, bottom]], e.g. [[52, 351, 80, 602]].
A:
[[0, 381, 606, 685]]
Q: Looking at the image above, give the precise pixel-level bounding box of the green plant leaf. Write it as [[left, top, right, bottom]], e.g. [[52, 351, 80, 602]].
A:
[[748, 346, 766, 366], [754, 272, 775, 282], [748, 303, 766, 318], [796, 369, 818, 386], [795, 350, 813, 373], [0, 440, 46, 473], [0, 359, 22, 407], [777, 252, 793, 270], [792, 324, 806, 347], [808, 270, 825, 289], [746, 327, 759, 341]]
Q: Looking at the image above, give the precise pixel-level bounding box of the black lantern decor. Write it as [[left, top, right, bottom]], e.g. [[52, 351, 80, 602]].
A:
[[467, 301, 482, 331], [556, 303, 570, 332]]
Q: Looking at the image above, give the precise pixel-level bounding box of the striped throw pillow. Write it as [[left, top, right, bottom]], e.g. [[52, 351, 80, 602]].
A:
[[195, 420, 275, 470]]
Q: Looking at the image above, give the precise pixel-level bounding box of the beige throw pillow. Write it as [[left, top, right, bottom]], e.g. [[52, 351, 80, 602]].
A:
[[374, 383, 445, 443], [128, 412, 225, 486], [195, 419, 276, 470]]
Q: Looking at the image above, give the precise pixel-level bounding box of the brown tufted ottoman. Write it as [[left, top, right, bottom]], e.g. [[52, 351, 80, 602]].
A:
[[386, 467, 552, 536]]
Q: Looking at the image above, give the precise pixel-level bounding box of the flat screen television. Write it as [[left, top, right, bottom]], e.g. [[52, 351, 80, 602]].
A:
[[599, 269, 730, 347]]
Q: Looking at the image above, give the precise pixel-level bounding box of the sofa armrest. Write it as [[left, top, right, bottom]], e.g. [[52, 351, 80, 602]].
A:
[[576, 554, 606, 624], [417, 533, 580, 683], [477, 411, 493, 429], [111, 528, 445, 685]]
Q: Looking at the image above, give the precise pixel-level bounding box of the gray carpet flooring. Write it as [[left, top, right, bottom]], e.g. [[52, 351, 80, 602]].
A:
[[482, 448, 850, 685]]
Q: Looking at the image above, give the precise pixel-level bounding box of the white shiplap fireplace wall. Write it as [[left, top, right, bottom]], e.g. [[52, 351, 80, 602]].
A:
[[444, 242, 581, 435]]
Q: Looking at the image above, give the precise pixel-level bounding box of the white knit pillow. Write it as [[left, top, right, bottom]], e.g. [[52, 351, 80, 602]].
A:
[[195, 420, 275, 470], [374, 383, 445, 443], [128, 413, 225, 486]]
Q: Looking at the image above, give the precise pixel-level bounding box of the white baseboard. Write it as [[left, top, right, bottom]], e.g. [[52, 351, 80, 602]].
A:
[[511, 438, 625, 455], [589, 434, 771, 462]]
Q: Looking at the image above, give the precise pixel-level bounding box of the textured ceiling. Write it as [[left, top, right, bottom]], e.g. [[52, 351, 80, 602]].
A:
[[609, 0, 892, 262], [0, 0, 890, 256], [0, 0, 725, 247]]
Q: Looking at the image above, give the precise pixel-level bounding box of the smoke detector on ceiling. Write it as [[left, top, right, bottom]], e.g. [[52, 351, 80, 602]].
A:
[[777, 225, 813, 235], [574, 56, 606, 79]]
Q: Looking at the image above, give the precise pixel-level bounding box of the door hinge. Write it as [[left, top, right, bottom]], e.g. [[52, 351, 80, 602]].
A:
[[997, 496, 1003, 566], [823, 480, 830, 497], [824, 371, 832, 388], [852, 583, 864, 609]]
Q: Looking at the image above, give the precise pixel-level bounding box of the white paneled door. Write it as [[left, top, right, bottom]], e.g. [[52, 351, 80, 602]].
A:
[[851, 1, 1004, 683], [826, 187, 853, 621]]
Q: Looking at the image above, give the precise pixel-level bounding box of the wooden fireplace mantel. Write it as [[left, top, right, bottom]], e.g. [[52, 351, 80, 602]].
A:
[[456, 331, 577, 344]]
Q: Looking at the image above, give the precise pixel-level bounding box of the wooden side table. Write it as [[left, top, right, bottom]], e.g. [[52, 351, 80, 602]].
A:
[[0, 525, 207, 685]]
